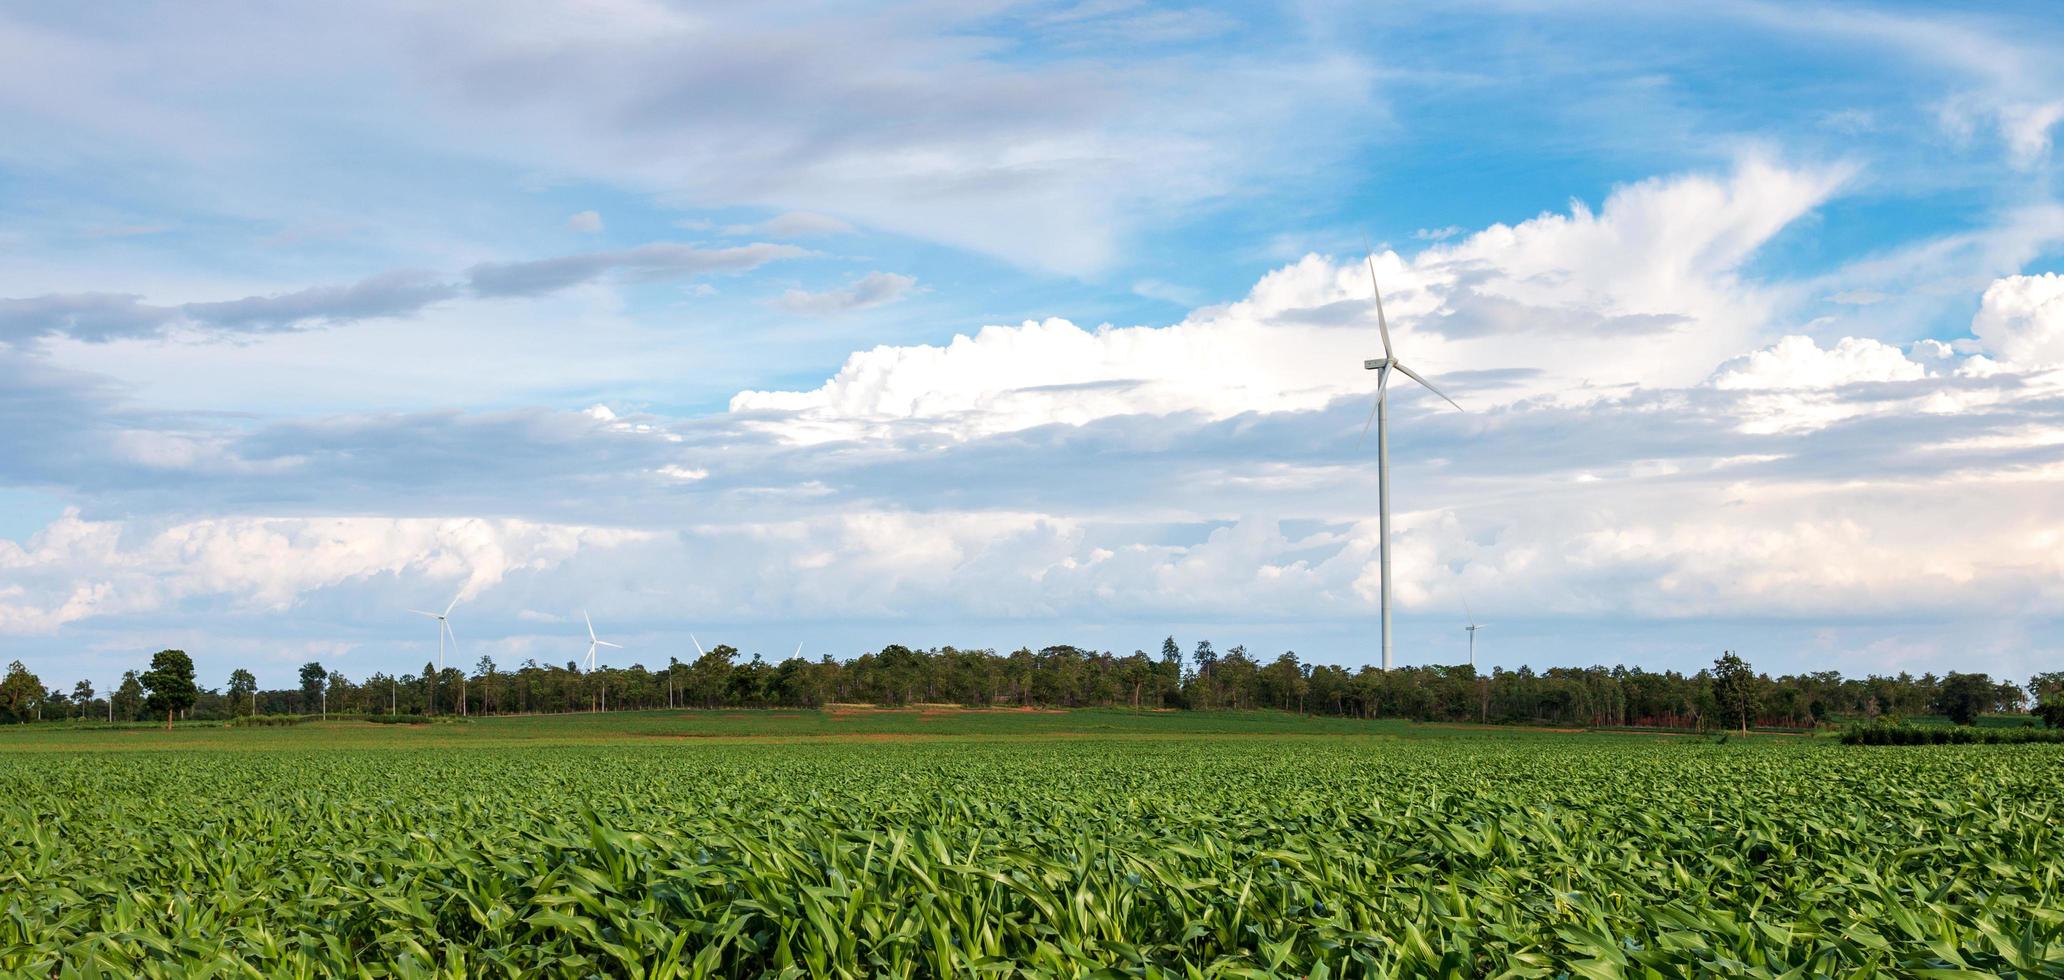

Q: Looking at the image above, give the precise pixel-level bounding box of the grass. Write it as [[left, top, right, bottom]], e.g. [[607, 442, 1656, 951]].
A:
[[3, 709, 2059, 976]]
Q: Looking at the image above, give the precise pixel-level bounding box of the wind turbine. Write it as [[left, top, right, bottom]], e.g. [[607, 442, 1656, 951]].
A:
[[407, 594, 461, 671], [583, 609, 623, 671], [584, 610, 623, 713], [1356, 249, 1465, 671], [1463, 599, 1486, 669]]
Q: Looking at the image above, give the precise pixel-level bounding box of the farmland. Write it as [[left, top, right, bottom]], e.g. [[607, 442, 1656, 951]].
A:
[[3, 711, 2061, 976]]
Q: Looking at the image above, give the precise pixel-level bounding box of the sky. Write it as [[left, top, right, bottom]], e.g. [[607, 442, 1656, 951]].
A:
[[3, 0, 2063, 690]]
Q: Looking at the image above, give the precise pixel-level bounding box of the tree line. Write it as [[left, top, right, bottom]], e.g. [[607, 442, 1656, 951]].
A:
[[4, 642, 2059, 730]]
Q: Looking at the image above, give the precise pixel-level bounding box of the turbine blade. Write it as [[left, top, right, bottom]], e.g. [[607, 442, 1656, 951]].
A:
[[1392, 361, 1463, 412], [407, 609, 439, 618], [1362, 234, 1392, 360], [1355, 387, 1382, 450], [584, 609, 596, 642], [1462, 597, 1475, 628], [598, 641, 623, 649], [444, 593, 461, 617], [691, 633, 707, 656], [795, 642, 804, 658]]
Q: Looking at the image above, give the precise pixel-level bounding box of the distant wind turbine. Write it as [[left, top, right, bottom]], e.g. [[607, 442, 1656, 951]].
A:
[[1463, 599, 1487, 669], [583, 609, 623, 671], [407, 594, 461, 671], [1355, 248, 1465, 671]]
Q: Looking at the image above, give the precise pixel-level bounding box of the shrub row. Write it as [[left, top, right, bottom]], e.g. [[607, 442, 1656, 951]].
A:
[[1842, 721, 2064, 745], [227, 712, 438, 727]]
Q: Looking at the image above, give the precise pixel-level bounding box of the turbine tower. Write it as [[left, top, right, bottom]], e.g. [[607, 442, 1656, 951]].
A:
[[583, 609, 623, 671], [1356, 251, 1465, 671], [407, 594, 461, 671]]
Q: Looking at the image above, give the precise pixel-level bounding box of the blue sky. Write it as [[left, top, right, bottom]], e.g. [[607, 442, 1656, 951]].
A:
[[3, 0, 2063, 690]]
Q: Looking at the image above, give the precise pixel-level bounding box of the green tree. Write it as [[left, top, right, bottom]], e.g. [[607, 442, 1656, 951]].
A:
[[113, 671, 144, 721], [687, 645, 737, 708], [227, 669, 257, 716], [1934, 672, 1994, 726], [0, 661, 46, 723], [1191, 641, 1219, 710], [140, 650, 198, 731], [1712, 651, 1755, 733], [298, 662, 326, 714], [71, 679, 96, 719]]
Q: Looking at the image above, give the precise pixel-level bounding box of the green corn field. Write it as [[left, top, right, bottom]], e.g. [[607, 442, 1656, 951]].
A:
[[2, 717, 2060, 977]]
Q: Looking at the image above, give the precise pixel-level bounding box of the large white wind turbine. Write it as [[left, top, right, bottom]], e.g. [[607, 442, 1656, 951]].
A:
[[1356, 252, 1465, 671], [407, 594, 461, 671], [583, 610, 623, 671]]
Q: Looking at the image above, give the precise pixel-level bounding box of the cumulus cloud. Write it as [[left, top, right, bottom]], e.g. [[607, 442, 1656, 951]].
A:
[[466, 242, 806, 298], [774, 272, 916, 315], [566, 210, 604, 232], [1973, 272, 2064, 366], [733, 158, 1850, 442], [1710, 336, 1925, 390], [1708, 336, 1931, 433], [0, 510, 650, 633]]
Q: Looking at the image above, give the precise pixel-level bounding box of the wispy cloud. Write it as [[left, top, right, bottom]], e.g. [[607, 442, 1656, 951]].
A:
[[0, 270, 457, 343], [1, 244, 809, 343], [183, 270, 458, 331], [774, 272, 916, 315], [467, 243, 806, 298], [722, 211, 853, 238]]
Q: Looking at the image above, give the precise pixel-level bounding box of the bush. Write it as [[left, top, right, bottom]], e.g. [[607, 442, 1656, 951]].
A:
[[2036, 700, 2064, 730]]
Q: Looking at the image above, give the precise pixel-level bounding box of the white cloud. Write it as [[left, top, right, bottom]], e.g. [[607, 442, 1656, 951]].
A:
[[0, 510, 651, 633], [1998, 101, 2064, 169], [1972, 272, 2064, 366], [566, 210, 604, 233], [1710, 335, 1924, 390], [734, 158, 1849, 442]]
